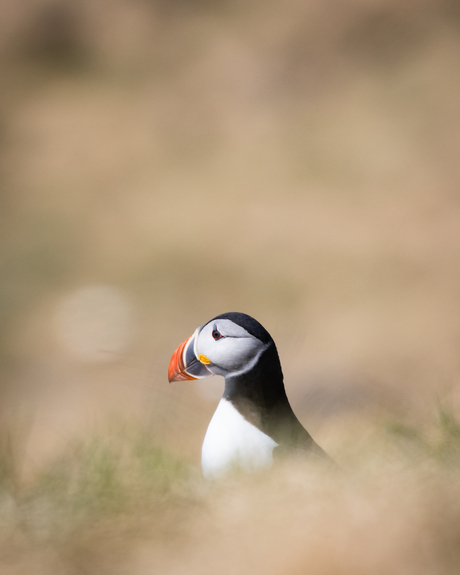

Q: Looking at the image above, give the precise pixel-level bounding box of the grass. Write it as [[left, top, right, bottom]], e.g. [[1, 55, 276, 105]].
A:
[[383, 404, 460, 466], [0, 408, 460, 573], [0, 423, 195, 546]]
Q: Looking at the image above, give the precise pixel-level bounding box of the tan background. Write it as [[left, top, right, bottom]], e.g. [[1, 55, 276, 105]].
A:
[[1, 2, 460, 572]]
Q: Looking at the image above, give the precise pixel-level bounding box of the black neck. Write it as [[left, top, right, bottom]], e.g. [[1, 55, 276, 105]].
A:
[[223, 343, 284, 408], [222, 343, 315, 449]]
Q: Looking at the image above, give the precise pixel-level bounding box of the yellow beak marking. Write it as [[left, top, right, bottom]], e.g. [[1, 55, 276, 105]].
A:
[[198, 354, 211, 365]]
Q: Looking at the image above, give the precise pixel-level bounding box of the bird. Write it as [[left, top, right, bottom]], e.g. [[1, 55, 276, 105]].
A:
[[168, 312, 332, 478]]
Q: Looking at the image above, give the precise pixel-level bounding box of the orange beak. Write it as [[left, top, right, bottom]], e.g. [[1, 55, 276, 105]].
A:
[[168, 336, 196, 382], [168, 330, 213, 382]]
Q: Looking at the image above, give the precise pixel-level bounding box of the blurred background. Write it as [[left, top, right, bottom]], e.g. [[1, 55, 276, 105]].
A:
[[2, 0, 460, 463], [1, 0, 460, 571]]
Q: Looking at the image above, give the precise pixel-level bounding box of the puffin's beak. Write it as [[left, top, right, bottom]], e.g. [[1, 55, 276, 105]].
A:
[[168, 329, 213, 382]]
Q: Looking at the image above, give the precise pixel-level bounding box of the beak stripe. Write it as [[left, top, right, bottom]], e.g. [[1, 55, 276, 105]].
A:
[[168, 336, 196, 382], [168, 329, 213, 382]]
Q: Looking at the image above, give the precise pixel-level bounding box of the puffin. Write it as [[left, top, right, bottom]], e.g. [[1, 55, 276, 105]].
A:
[[168, 312, 332, 478]]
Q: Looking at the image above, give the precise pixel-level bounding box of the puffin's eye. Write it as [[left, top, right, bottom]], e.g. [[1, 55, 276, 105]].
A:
[[212, 325, 223, 340]]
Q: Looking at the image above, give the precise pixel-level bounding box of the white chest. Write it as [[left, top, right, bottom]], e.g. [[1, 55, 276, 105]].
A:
[[201, 399, 278, 479]]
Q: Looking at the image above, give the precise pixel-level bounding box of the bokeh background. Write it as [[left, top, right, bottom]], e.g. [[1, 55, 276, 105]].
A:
[[2, 0, 460, 573]]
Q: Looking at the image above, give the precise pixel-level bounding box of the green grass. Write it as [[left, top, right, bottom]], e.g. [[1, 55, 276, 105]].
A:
[[383, 404, 460, 465], [1, 408, 460, 575], [0, 422, 195, 547]]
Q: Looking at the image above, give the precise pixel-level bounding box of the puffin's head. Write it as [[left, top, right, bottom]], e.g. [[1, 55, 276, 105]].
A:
[[168, 312, 273, 382]]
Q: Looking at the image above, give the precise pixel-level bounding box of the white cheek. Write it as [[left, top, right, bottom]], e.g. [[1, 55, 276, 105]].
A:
[[197, 336, 261, 372], [213, 339, 259, 370]]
